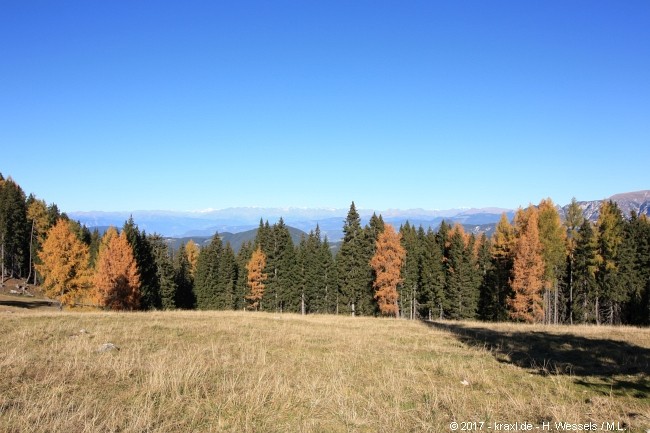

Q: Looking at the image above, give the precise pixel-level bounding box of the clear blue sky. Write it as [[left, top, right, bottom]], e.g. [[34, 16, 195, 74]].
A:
[[2, 1, 649, 213]]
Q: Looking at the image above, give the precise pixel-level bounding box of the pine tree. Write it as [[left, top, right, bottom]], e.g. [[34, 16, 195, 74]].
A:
[[122, 217, 161, 309], [319, 234, 338, 314], [174, 243, 196, 309], [148, 234, 178, 310], [509, 207, 545, 323], [418, 227, 445, 320], [476, 233, 495, 321], [399, 222, 420, 319], [36, 219, 92, 307], [26, 196, 50, 285], [596, 200, 626, 324], [488, 213, 515, 321], [336, 202, 367, 316], [194, 233, 223, 310], [93, 229, 141, 310], [217, 242, 237, 309], [370, 224, 405, 317], [573, 219, 599, 323], [0, 176, 29, 281], [234, 241, 254, 310], [246, 247, 268, 311], [619, 212, 647, 324], [260, 218, 298, 312], [564, 198, 585, 324], [443, 224, 478, 319], [537, 198, 567, 324]]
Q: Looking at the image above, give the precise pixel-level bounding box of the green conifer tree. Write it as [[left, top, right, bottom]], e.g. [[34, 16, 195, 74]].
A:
[[417, 227, 445, 320], [336, 202, 367, 316]]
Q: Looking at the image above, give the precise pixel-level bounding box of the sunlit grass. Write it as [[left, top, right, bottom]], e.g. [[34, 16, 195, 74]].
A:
[[0, 310, 648, 432]]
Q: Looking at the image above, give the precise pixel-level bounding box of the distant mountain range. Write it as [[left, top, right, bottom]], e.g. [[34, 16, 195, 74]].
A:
[[69, 190, 650, 244]]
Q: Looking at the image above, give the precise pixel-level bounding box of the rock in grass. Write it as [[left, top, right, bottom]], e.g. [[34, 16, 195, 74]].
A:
[[97, 343, 120, 353]]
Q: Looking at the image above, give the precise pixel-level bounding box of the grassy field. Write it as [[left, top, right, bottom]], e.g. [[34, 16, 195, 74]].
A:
[[0, 307, 649, 432]]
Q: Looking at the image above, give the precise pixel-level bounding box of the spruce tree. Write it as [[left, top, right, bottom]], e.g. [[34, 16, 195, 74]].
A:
[[537, 199, 567, 324], [148, 234, 177, 310], [399, 222, 420, 319], [476, 233, 495, 321], [217, 242, 237, 309], [418, 227, 445, 320], [0, 177, 29, 280], [194, 233, 223, 310], [336, 202, 367, 316], [596, 200, 626, 324], [174, 243, 196, 309], [564, 198, 585, 324], [122, 217, 161, 310], [234, 241, 254, 310], [573, 219, 599, 323]]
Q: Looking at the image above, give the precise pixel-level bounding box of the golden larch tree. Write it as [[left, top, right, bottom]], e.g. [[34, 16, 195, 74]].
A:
[[36, 219, 92, 307], [509, 206, 545, 323], [370, 224, 406, 317], [185, 240, 200, 277], [93, 228, 141, 310], [245, 247, 267, 311]]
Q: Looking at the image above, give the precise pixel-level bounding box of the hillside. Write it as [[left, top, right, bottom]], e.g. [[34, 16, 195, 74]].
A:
[[1, 311, 648, 432], [165, 226, 307, 252]]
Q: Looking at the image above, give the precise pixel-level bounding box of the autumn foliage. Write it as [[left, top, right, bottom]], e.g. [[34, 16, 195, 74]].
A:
[[245, 247, 268, 311], [370, 224, 406, 317], [93, 227, 141, 310], [36, 219, 92, 306], [508, 206, 545, 323]]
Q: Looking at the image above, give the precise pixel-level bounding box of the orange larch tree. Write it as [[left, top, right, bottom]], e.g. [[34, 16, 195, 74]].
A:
[[185, 239, 200, 277], [370, 224, 406, 317], [508, 206, 545, 323], [245, 246, 268, 311], [93, 227, 141, 310], [36, 219, 92, 307]]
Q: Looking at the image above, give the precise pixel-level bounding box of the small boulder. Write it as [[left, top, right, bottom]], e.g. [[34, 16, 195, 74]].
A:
[[97, 343, 120, 353]]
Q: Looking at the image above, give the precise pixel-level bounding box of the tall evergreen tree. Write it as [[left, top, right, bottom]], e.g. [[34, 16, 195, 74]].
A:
[[442, 225, 478, 319], [564, 198, 585, 324], [0, 177, 29, 281], [537, 198, 567, 324], [122, 217, 161, 309], [418, 227, 445, 320], [234, 241, 254, 310], [399, 222, 420, 319], [360, 213, 385, 315], [194, 233, 223, 310], [262, 218, 298, 313], [573, 219, 599, 323], [218, 242, 237, 309], [336, 202, 367, 316], [174, 243, 196, 309], [149, 234, 177, 310], [596, 200, 626, 324], [476, 233, 495, 321]]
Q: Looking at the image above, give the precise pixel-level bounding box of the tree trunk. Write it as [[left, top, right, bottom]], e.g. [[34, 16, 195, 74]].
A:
[[301, 292, 305, 315]]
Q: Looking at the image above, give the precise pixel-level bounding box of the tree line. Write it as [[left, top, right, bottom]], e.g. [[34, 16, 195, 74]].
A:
[[1, 173, 649, 325]]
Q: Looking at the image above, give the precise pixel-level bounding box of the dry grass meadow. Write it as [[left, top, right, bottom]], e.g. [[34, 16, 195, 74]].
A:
[[1, 306, 649, 432]]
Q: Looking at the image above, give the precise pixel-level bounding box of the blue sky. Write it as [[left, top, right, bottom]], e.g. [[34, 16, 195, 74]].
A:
[[1, 1, 649, 213]]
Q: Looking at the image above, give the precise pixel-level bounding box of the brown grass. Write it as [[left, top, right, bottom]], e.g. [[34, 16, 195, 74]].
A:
[[0, 310, 648, 432]]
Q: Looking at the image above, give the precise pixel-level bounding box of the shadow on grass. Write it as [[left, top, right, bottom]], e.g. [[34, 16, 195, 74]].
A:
[[426, 321, 650, 398], [0, 297, 57, 309]]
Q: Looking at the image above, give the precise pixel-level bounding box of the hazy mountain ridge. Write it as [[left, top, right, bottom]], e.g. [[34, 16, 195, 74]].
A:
[[69, 190, 650, 241]]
